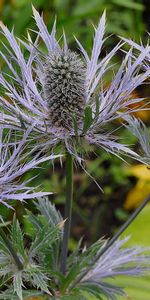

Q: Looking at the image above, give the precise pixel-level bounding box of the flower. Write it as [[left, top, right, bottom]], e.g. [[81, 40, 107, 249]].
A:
[[79, 236, 150, 300], [0, 126, 59, 207], [0, 7, 150, 163]]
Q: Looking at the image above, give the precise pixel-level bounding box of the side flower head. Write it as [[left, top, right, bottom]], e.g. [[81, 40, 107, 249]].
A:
[[0, 126, 59, 207], [0, 7, 150, 163], [79, 236, 150, 300]]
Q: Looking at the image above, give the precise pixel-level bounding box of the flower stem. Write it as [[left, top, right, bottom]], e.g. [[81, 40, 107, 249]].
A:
[[60, 152, 73, 274], [0, 226, 23, 270]]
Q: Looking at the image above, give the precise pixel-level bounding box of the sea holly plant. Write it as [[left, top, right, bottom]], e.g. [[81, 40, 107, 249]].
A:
[[0, 6, 150, 300]]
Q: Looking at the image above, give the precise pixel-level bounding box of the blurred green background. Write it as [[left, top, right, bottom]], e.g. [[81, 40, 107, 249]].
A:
[[0, 0, 149, 49], [0, 0, 150, 299]]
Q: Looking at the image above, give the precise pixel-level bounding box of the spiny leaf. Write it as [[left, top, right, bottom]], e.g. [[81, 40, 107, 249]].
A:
[[29, 224, 60, 258], [13, 272, 23, 300], [35, 198, 62, 227], [11, 217, 26, 259], [28, 268, 51, 296]]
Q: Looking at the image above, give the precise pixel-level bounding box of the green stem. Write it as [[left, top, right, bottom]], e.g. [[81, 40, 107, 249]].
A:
[[60, 152, 73, 274], [0, 226, 23, 270]]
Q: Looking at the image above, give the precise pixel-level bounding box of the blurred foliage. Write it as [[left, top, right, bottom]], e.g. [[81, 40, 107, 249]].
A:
[[0, 0, 147, 53]]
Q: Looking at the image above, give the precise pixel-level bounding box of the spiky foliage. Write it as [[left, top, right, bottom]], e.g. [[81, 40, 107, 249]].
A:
[[0, 126, 60, 207], [123, 115, 150, 163], [0, 198, 62, 300], [0, 7, 150, 163], [121, 35, 150, 71], [0, 197, 150, 300]]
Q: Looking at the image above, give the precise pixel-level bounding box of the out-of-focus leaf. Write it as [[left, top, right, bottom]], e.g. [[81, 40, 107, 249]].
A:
[[111, 0, 144, 10]]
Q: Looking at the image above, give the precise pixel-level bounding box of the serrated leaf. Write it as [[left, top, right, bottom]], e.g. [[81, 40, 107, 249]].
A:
[[28, 268, 51, 296], [11, 217, 26, 259], [25, 210, 43, 232], [13, 272, 23, 300], [29, 223, 60, 258], [83, 106, 93, 134], [35, 198, 62, 227]]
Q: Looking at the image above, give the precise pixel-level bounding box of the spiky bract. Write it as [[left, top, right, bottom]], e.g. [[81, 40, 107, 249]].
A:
[[0, 127, 59, 207]]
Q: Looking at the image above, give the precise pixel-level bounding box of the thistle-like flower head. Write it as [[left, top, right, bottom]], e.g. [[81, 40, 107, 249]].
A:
[[44, 50, 86, 128], [0, 7, 150, 163]]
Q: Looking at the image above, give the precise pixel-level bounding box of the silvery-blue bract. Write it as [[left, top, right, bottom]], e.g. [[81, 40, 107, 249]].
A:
[[0, 126, 59, 207]]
